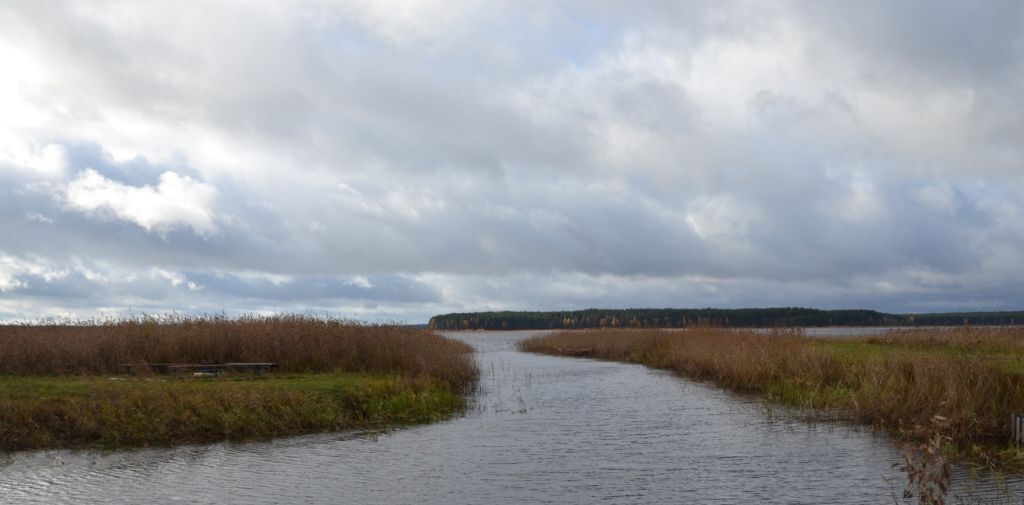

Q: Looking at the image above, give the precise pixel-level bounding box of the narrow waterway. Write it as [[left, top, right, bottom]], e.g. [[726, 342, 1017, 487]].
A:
[[0, 331, 1020, 504]]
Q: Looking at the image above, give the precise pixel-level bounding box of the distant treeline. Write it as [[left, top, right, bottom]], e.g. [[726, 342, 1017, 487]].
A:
[[428, 308, 1024, 331]]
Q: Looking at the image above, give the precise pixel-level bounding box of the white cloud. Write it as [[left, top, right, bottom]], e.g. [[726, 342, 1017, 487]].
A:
[[234, 271, 294, 286], [0, 139, 67, 178], [0, 259, 26, 292], [154, 269, 202, 290], [63, 168, 218, 236], [0, 255, 68, 291], [345, 275, 373, 289]]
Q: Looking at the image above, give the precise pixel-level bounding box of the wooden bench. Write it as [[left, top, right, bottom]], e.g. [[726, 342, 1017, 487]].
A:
[[120, 362, 279, 377]]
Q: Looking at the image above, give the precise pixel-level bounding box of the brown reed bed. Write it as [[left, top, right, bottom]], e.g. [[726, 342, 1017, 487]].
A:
[[0, 314, 477, 391], [0, 315, 478, 450], [861, 326, 1024, 353], [520, 327, 1024, 471]]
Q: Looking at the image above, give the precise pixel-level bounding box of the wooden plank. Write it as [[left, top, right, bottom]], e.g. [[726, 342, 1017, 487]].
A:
[[119, 362, 279, 376]]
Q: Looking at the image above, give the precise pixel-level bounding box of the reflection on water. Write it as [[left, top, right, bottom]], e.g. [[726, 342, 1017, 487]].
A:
[[0, 330, 1021, 504]]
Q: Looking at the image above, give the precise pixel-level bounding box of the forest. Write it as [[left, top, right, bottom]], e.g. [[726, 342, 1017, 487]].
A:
[[428, 308, 1024, 330]]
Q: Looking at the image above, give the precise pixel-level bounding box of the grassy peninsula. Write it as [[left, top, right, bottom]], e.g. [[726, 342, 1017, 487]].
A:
[[520, 327, 1024, 470], [0, 315, 478, 450]]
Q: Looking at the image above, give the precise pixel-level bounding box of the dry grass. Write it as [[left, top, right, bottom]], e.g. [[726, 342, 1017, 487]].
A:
[[0, 314, 477, 391], [520, 327, 1024, 468], [862, 326, 1024, 353]]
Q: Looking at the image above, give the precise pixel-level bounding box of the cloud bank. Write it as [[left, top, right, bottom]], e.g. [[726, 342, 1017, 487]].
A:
[[0, 1, 1022, 322]]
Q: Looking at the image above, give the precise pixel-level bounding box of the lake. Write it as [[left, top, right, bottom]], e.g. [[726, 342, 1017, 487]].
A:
[[0, 330, 1020, 504]]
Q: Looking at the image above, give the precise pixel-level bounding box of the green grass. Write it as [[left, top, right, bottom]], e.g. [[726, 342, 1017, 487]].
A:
[[760, 380, 856, 410], [0, 373, 466, 451], [815, 339, 1024, 376]]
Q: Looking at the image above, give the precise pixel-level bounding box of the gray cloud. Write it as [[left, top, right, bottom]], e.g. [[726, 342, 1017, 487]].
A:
[[0, 1, 1022, 321]]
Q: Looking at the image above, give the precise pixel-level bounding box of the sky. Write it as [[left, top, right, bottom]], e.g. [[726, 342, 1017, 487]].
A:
[[1, 1, 1023, 323]]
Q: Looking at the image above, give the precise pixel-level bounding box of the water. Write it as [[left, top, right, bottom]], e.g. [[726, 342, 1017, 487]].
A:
[[1, 330, 1021, 504]]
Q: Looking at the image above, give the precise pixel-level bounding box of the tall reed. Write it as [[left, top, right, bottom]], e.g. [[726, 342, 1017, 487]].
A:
[[0, 315, 477, 392], [864, 326, 1024, 352]]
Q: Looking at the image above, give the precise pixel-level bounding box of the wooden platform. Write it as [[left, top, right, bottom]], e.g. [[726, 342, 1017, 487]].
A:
[[120, 362, 278, 376]]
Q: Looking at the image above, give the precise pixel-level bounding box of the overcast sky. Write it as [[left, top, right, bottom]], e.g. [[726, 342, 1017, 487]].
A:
[[1, 1, 1022, 322]]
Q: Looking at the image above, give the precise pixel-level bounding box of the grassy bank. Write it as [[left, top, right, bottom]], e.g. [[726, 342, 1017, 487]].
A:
[[0, 316, 478, 450], [520, 327, 1024, 470], [0, 373, 463, 450]]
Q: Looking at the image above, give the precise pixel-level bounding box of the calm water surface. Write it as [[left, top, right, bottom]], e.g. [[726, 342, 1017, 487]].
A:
[[1, 330, 1020, 504]]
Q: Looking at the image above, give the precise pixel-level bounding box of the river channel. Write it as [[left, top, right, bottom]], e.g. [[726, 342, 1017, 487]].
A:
[[1, 330, 1021, 504]]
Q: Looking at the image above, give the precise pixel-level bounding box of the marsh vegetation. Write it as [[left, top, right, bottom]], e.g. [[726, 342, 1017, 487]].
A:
[[520, 326, 1024, 472], [0, 315, 478, 450]]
